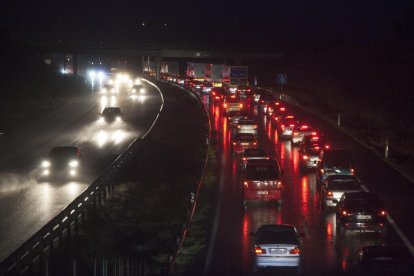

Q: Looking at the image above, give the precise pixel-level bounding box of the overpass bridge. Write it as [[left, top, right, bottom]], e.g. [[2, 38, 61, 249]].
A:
[[34, 41, 285, 78]]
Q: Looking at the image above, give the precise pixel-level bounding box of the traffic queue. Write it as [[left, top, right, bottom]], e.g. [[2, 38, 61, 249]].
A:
[[163, 74, 414, 274]]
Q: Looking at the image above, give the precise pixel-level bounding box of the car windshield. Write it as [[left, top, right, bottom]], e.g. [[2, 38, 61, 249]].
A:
[[257, 230, 298, 244], [329, 180, 360, 190], [345, 199, 382, 210], [245, 165, 279, 179], [239, 120, 256, 125], [103, 108, 121, 115], [49, 147, 77, 159]]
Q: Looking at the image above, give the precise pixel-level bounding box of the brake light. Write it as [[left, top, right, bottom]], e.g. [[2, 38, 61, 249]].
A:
[[379, 210, 386, 216], [289, 247, 301, 255], [320, 169, 324, 174], [325, 145, 330, 149], [231, 95, 236, 98], [276, 181, 282, 189], [233, 142, 236, 145], [223, 103, 227, 108], [342, 210, 351, 216], [253, 142, 257, 145], [280, 107, 286, 111], [326, 191, 333, 197], [311, 132, 317, 136], [244, 181, 248, 187], [242, 157, 247, 161], [301, 125, 308, 129], [215, 96, 220, 100], [255, 246, 266, 254], [314, 146, 320, 150], [289, 124, 295, 127], [303, 155, 309, 160], [237, 125, 241, 128], [212, 91, 216, 96], [281, 124, 285, 129], [247, 89, 251, 92], [253, 125, 257, 128], [351, 168, 355, 174], [293, 132, 299, 136], [239, 103, 243, 108]]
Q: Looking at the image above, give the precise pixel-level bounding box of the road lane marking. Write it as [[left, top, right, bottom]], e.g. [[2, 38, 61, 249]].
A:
[[360, 184, 414, 256]]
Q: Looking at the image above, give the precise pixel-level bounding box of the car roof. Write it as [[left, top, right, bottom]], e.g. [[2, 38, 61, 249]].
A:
[[243, 148, 268, 156], [327, 175, 359, 182], [103, 107, 121, 111], [257, 224, 296, 232], [245, 158, 279, 167], [360, 245, 413, 259], [343, 191, 380, 201]]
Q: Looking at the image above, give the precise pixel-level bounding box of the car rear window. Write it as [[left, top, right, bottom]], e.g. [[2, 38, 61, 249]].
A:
[[245, 165, 279, 180], [345, 199, 382, 210], [244, 148, 267, 157], [235, 134, 255, 142], [257, 230, 298, 244], [324, 154, 351, 168]]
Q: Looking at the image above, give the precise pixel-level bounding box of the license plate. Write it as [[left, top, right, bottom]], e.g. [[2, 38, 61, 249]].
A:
[[241, 143, 249, 145], [357, 215, 372, 220], [257, 191, 268, 195], [270, 248, 287, 254]]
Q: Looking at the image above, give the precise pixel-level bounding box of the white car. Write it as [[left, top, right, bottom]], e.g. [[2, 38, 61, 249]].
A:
[[236, 119, 258, 135], [321, 175, 362, 207], [252, 224, 304, 273]]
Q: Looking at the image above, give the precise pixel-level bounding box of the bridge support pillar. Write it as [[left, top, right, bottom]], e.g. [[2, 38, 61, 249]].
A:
[[156, 56, 161, 80]]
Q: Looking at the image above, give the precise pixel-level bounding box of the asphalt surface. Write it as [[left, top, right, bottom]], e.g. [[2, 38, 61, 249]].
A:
[[0, 80, 163, 262], [203, 94, 413, 275]]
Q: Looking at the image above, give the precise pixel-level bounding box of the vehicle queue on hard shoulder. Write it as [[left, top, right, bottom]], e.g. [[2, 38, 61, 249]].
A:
[[164, 75, 414, 274]]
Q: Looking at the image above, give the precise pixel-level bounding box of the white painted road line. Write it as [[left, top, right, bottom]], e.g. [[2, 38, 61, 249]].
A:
[[360, 184, 414, 256]]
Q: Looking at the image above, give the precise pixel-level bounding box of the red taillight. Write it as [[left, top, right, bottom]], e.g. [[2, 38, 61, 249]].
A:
[[379, 210, 386, 216], [281, 124, 285, 129], [326, 191, 333, 197], [289, 247, 301, 255], [237, 125, 241, 128], [231, 95, 236, 98], [301, 125, 308, 129], [311, 131, 317, 136], [242, 157, 247, 161], [325, 144, 330, 149], [223, 103, 227, 108], [303, 155, 309, 160], [280, 107, 286, 111], [253, 142, 257, 145], [247, 89, 251, 92], [289, 124, 295, 127], [215, 96, 220, 100], [342, 210, 348, 216], [240, 103, 243, 108], [244, 181, 248, 187], [233, 142, 236, 145], [293, 132, 299, 136], [276, 181, 282, 189], [212, 91, 216, 96], [314, 146, 320, 150], [351, 168, 355, 174], [255, 246, 266, 254]]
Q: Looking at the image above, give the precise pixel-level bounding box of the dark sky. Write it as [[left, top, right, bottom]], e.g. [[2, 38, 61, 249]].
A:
[[1, 0, 412, 50]]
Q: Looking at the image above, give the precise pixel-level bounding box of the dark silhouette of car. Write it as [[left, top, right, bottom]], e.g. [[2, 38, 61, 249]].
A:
[[100, 107, 123, 123]]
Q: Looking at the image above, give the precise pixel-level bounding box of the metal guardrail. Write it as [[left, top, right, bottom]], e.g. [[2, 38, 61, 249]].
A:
[[0, 78, 165, 276], [166, 82, 211, 273]]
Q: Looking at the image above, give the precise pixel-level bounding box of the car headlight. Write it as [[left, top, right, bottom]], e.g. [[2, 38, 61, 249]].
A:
[[116, 116, 121, 121], [69, 169, 77, 176], [140, 88, 145, 93], [69, 160, 79, 168], [41, 160, 50, 168], [42, 169, 50, 176]]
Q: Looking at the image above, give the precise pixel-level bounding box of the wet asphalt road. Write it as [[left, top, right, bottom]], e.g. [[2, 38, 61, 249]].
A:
[[203, 94, 413, 275], [0, 80, 163, 262]]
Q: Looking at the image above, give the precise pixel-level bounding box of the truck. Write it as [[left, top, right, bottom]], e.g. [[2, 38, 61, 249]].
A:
[[217, 65, 248, 93]]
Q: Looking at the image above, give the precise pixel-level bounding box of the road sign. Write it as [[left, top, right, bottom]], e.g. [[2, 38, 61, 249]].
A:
[[230, 67, 248, 79], [277, 74, 287, 85]]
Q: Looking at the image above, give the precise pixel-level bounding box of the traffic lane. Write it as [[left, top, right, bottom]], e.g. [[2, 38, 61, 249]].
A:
[[0, 81, 163, 262], [207, 103, 405, 276], [281, 103, 414, 252]]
